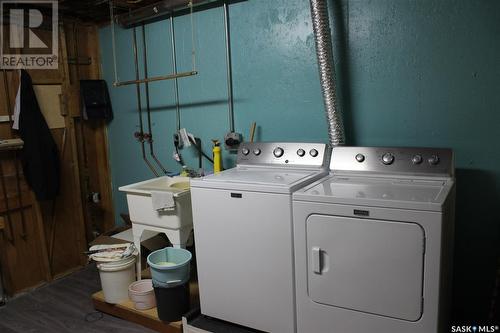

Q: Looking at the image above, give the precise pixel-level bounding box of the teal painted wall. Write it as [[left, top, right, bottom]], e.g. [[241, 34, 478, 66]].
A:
[[99, 0, 500, 320]]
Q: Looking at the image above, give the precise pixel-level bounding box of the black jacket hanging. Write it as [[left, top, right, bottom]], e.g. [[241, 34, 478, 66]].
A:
[[18, 69, 60, 201]]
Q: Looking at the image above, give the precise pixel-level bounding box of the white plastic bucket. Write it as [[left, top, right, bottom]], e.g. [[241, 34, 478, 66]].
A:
[[97, 255, 136, 304], [129, 279, 156, 310]]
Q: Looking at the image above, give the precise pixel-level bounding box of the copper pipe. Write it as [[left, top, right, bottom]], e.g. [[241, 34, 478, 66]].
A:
[[142, 23, 168, 174]]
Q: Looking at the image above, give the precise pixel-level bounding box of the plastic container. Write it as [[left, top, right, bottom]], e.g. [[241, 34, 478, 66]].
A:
[[97, 255, 136, 304], [147, 247, 192, 286], [128, 279, 156, 310], [154, 282, 190, 322]]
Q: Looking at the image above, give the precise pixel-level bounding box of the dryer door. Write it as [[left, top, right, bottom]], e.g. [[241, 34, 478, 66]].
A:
[[306, 214, 424, 321]]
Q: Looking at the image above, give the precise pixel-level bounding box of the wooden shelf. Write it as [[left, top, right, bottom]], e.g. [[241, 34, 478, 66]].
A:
[[92, 280, 199, 333]]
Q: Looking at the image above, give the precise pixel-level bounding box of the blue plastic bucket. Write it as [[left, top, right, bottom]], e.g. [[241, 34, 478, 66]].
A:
[[147, 247, 192, 287]]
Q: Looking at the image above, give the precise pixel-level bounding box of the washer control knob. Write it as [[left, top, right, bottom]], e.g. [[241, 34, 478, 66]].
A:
[[309, 149, 319, 157], [428, 155, 440, 165], [273, 147, 284, 158], [381, 153, 395, 165], [253, 148, 261, 156], [242, 148, 250, 155], [297, 149, 305, 157], [355, 154, 365, 163], [412, 154, 423, 165]]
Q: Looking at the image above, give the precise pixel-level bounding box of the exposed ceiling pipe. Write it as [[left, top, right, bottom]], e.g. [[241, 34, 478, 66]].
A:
[[132, 26, 160, 177], [309, 0, 345, 146], [142, 23, 169, 174], [223, 2, 235, 133]]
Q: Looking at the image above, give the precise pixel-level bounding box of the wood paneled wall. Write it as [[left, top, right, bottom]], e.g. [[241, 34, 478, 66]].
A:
[[0, 22, 114, 295]]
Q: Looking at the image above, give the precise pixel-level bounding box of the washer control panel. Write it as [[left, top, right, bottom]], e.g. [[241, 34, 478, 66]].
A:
[[237, 142, 330, 168], [331, 146, 454, 176]]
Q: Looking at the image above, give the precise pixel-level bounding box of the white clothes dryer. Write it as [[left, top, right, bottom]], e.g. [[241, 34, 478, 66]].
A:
[[293, 146, 455, 333]]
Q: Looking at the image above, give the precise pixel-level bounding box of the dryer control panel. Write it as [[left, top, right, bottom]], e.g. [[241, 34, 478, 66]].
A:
[[238, 142, 330, 168], [330, 146, 454, 177]]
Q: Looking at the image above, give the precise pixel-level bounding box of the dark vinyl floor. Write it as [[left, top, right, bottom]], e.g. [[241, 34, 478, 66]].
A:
[[0, 264, 155, 333]]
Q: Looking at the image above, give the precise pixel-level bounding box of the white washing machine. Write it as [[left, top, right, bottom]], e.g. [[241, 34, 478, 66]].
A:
[[293, 146, 455, 333], [190, 142, 331, 333]]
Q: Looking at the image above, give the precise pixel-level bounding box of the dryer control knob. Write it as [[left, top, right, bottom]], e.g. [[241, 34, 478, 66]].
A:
[[412, 154, 423, 164], [253, 148, 261, 156], [297, 149, 306, 157], [355, 154, 365, 162], [273, 147, 284, 158], [428, 155, 440, 165], [242, 148, 250, 155], [382, 153, 395, 165], [309, 149, 319, 157]]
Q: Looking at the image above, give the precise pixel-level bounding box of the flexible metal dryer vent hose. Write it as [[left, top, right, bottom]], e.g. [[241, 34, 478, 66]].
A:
[[309, 0, 345, 146]]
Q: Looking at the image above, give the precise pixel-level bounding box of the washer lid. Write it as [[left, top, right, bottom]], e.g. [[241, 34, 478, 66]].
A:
[[293, 175, 454, 211], [191, 166, 327, 193]]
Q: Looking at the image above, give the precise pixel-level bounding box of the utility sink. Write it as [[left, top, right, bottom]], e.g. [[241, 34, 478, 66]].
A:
[[119, 176, 193, 232]]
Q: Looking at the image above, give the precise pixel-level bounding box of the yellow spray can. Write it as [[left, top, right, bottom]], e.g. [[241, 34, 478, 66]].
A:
[[212, 139, 222, 173]]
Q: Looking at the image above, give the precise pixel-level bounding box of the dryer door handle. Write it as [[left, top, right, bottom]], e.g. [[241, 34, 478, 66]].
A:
[[312, 246, 322, 274]]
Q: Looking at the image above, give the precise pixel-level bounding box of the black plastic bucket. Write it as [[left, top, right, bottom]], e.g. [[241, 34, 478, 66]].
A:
[[154, 282, 190, 322]]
